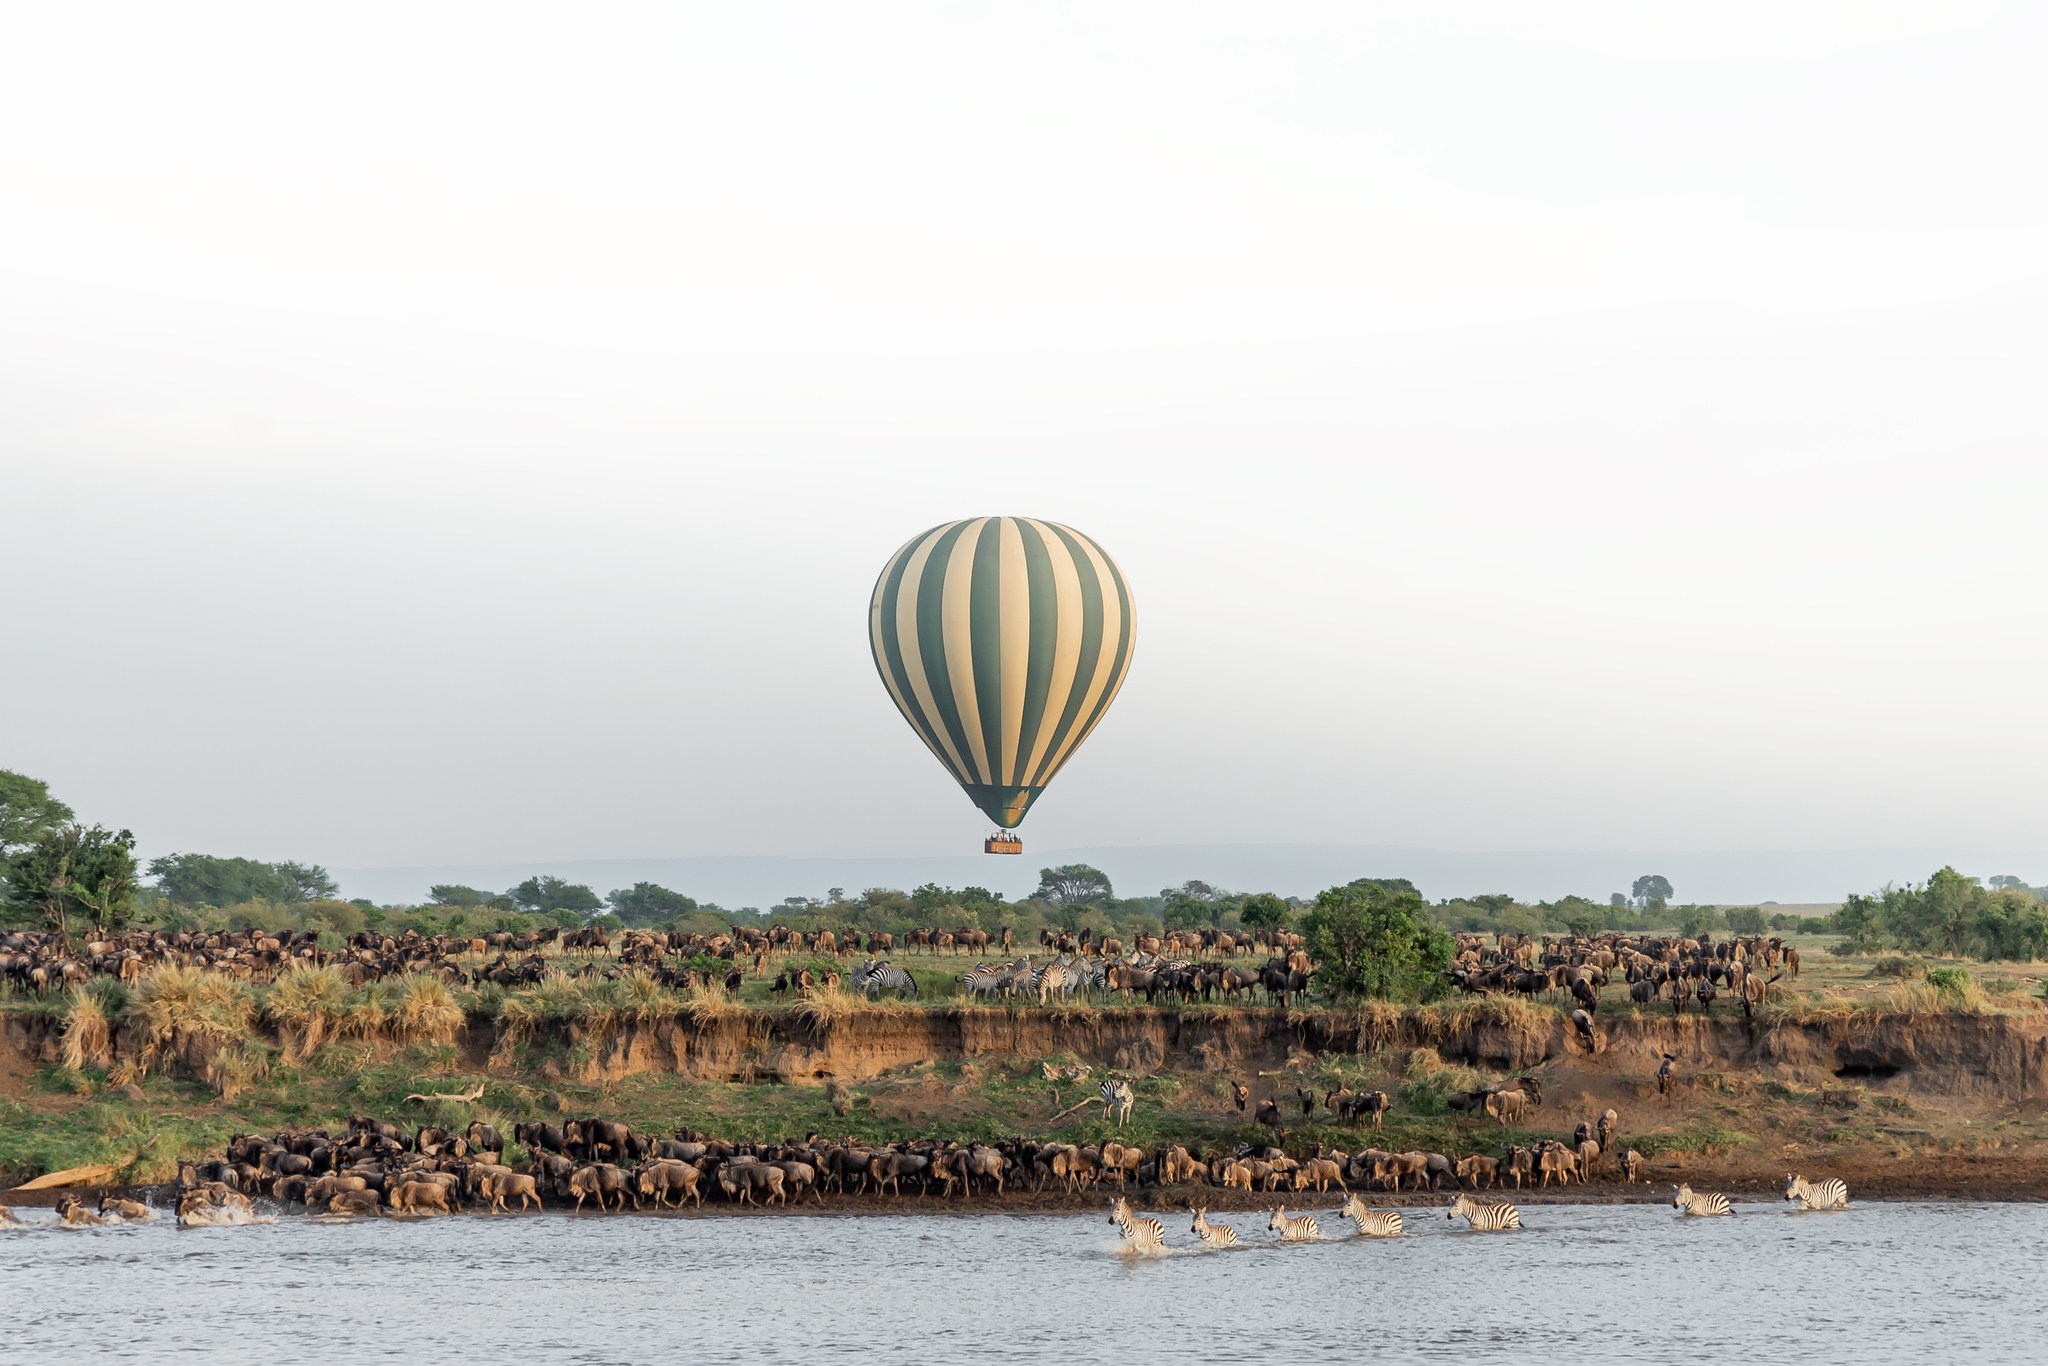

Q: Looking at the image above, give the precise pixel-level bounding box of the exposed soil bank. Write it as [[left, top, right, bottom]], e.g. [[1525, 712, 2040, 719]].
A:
[[8, 1004, 2047, 1099], [9, 1005, 2046, 1205]]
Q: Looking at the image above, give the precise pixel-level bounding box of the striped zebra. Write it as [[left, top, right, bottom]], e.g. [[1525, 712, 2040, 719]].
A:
[[1336, 1193, 1403, 1237], [1189, 1205, 1238, 1248], [1001, 958, 1039, 1000], [851, 959, 918, 999], [1447, 1193, 1522, 1231], [1100, 1080, 1135, 1128], [1267, 1205, 1320, 1242], [958, 963, 1005, 998], [1108, 1195, 1164, 1255], [1037, 959, 1072, 1005], [1672, 1184, 1732, 1217], [1783, 1173, 1849, 1211]]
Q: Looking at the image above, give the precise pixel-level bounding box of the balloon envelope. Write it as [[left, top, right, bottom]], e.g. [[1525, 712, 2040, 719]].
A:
[[869, 517, 1135, 829]]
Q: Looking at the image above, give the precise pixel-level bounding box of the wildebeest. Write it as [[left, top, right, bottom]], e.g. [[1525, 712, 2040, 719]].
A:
[[567, 1163, 628, 1212], [97, 1196, 154, 1221], [479, 1169, 543, 1213], [634, 1161, 702, 1210], [389, 1179, 455, 1216], [1483, 1089, 1528, 1127]]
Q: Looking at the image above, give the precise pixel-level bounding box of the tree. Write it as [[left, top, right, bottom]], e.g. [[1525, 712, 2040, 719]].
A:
[[277, 861, 339, 902], [1160, 889, 1208, 930], [1035, 864, 1113, 905], [428, 884, 490, 906], [1348, 876, 1419, 897], [6, 823, 138, 941], [0, 770, 74, 858], [1609, 892, 1627, 908], [1238, 892, 1291, 931], [148, 852, 335, 907], [1724, 906, 1767, 935], [1299, 880, 1454, 1003], [606, 882, 700, 927], [1631, 874, 1674, 909], [507, 875, 602, 917], [1920, 866, 1980, 957]]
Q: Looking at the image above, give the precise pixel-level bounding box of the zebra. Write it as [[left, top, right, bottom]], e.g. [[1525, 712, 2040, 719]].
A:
[[1001, 958, 1039, 1000], [851, 959, 917, 999], [1336, 1193, 1403, 1237], [1108, 1194, 1164, 1254], [1672, 1184, 1732, 1217], [1447, 1193, 1522, 1231], [957, 964, 1005, 998], [1267, 1205, 1319, 1242], [1189, 1205, 1239, 1248], [1037, 959, 1072, 1005], [1100, 1080, 1135, 1128], [1783, 1173, 1849, 1211]]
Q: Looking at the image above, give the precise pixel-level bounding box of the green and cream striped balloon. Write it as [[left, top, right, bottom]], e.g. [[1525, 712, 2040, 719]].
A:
[[869, 517, 1135, 829]]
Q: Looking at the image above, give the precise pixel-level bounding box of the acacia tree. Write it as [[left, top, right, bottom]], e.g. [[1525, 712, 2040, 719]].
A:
[[0, 770, 74, 859], [6, 823, 138, 942], [1299, 879, 1454, 1003], [1631, 874, 1674, 909], [1034, 864, 1113, 905], [508, 875, 602, 917]]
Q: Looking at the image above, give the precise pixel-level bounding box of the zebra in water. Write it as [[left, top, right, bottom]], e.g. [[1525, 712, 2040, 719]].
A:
[[851, 959, 918, 999], [1336, 1193, 1403, 1237], [1447, 1193, 1522, 1231], [1108, 1195, 1164, 1254], [1189, 1205, 1239, 1248], [1672, 1184, 1732, 1217], [1783, 1173, 1849, 1211], [1267, 1206, 1320, 1242], [1100, 1079, 1135, 1128]]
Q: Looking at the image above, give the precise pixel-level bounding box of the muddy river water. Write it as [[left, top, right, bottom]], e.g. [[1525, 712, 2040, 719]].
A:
[[4, 1200, 2043, 1363]]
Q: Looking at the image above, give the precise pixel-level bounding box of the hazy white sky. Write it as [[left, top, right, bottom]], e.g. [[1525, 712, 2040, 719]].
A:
[[4, 3, 2044, 874]]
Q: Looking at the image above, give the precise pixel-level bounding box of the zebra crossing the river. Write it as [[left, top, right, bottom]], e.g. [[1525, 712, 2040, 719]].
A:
[[1783, 1174, 1849, 1211], [1336, 1194, 1403, 1237], [1447, 1194, 1523, 1231], [1672, 1184, 1732, 1217], [1108, 1195, 1164, 1254]]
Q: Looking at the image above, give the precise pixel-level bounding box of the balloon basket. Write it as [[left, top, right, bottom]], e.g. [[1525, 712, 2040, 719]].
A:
[[983, 833, 1023, 855]]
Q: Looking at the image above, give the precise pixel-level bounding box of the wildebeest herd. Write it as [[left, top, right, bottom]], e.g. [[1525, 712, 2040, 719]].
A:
[[2, 918, 1799, 1024], [0, 1061, 1843, 1237]]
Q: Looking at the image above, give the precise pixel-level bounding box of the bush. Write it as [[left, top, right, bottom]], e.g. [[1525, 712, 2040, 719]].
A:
[[1923, 966, 1971, 996], [1867, 956, 1919, 979], [1300, 880, 1454, 1003]]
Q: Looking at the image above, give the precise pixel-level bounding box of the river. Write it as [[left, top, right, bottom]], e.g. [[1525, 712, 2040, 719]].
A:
[[3, 1200, 2042, 1363]]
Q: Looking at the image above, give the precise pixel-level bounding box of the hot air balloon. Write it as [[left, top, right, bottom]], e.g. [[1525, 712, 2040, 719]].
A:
[[869, 517, 1135, 853]]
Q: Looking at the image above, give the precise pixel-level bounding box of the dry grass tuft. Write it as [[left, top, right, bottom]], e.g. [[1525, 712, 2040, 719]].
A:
[[58, 986, 113, 1071], [389, 973, 464, 1047], [131, 965, 259, 1079], [621, 971, 680, 1025], [264, 963, 353, 1061]]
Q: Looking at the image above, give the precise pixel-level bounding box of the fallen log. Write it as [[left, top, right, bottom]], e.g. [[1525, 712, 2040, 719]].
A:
[[402, 1085, 484, 1104]]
